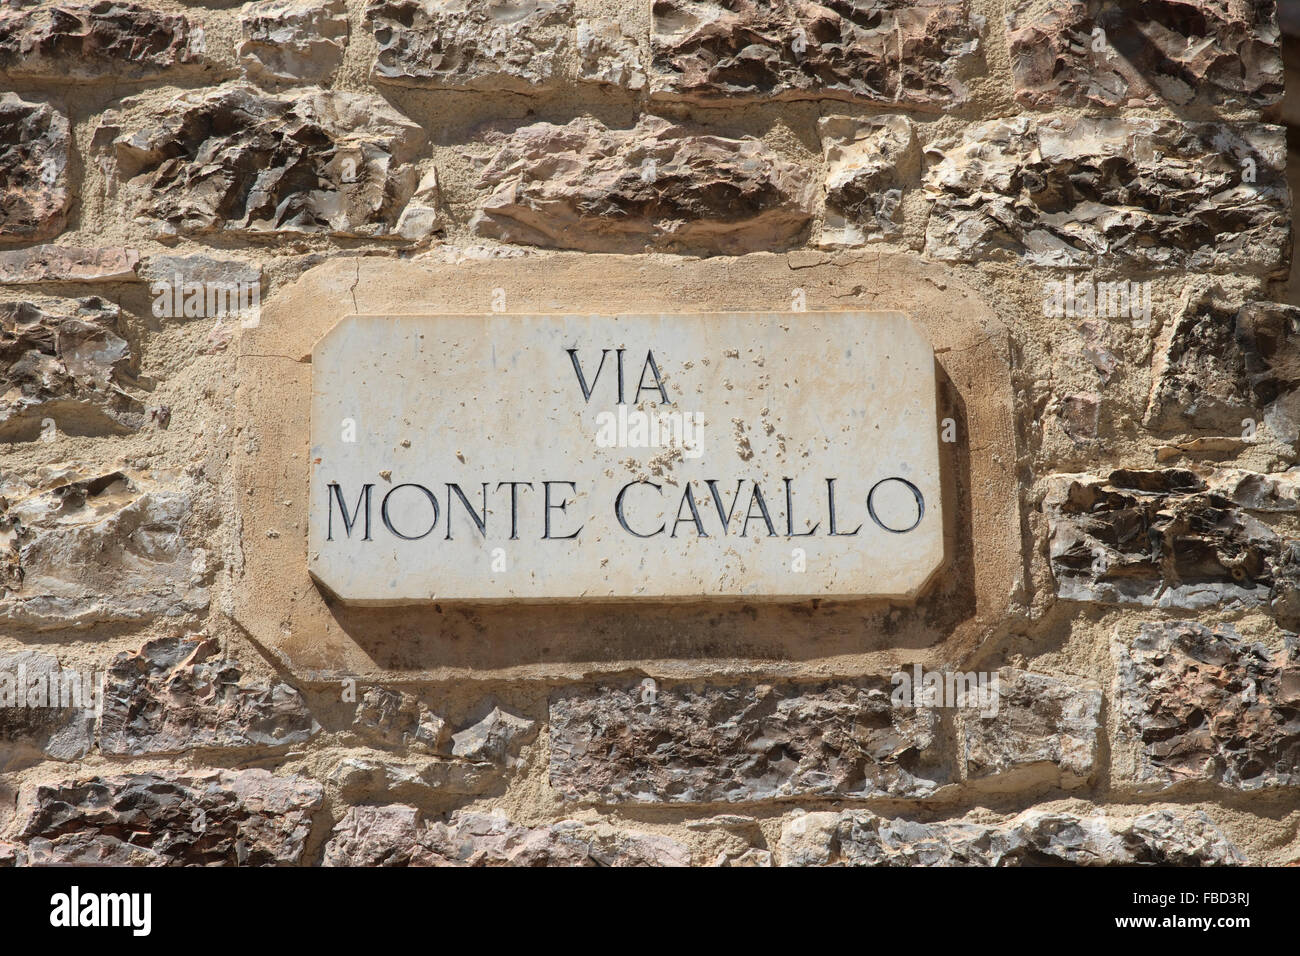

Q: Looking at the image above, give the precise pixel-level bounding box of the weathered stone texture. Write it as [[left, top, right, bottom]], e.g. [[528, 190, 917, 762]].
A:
[[650, 0, 984, 107], [0, 95, 70, 242], [1045, 468, 1300, 620], [240, 0, 349, 85], [99, 636, 317, 755], [1115, 621, 1300, 791], [392, 168, 443, 242], [778, 808, 1245, 866], [326, 754, 503, 801], [0, 245, 138, 284], [1057, 392, 1101, 445], [1007, 0, 1283, 109], [113, 85, 426, 239], [12, 770, 322, 866], [818, 114, 917, 246], [0, 0, 1290, 869], [367, 0, 573, 90], [350, 686, 448, 753], [0, 297, 143, 442], [923, 117, 1289, 275], [550, 679, 946, 804], [0, 650, 95, 770], [1146, 297, 1300, 452], [0, 1, 205, 80], [576, 18, 645, 89], [322, 803, 422, 865], [334, 696, 535, 798], [963, 670, 1101, 789], [712, 847, 773, 867], [471, 116, 814, 254], [0, 471, 209, 629], [324, 805, 691, 866], [450, 705, 536, 765]]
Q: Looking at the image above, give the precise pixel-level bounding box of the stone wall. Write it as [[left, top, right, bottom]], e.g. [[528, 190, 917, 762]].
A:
[[0, 0, 1297, 867]]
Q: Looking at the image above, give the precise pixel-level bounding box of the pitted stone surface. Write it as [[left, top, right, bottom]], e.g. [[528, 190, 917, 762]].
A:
[[649, 0, 984, 107], [471, 115, 814, 254], [367, 0, 573, 91], [0, 95, 70, 242], [923, 117, 1289, 276], [1114, 621, 1300, 791], [549, 678, 947, 803], [113, 85, 425, 239], [323, 805, 691, 866], [1007, 0, 1283, 109], [778, 807, 1246, 866]]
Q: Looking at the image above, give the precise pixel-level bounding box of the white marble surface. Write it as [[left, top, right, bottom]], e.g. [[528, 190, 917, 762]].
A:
[[308, 311, 944, 602]]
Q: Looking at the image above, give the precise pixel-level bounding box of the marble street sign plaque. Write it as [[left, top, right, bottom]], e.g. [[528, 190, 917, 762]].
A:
[[308, 312, 944, 603]]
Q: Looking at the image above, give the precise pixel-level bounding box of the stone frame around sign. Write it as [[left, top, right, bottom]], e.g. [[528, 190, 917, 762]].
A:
[[232, 252, 1021, 682]]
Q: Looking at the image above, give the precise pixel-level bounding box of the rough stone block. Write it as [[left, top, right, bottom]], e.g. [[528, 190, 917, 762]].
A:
[[13, 770, 322, 865], [962, 670, 1101, 789], [0, 650, 95, 770], [778, 807, 1245, 866], [1045, 468, 1300, 621], [323, 805, 691, 866], [550, 678, 947, 804], [649, 0, 984, 107], [0, 470, 209, 629], [471, 115, 813, 254], [367, 0, 572, 91], [239, 0, 349, 85], [1146, 296, 1300, 455], [99, 635, 318, 755], [924, 117, 1289, 276], [0, 297, 143, 442], [350, 685, 448, 753], [0, 1, 205, 80], [1007, 0, 1283, 109], [0, 95, 70, 242], [1115, 621, 1300, 791], [0, 246, 138, 284], [818, 114, 918, 247], [576, 18, 645, 89], [113, 85, 424, 239]]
